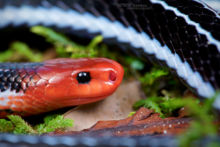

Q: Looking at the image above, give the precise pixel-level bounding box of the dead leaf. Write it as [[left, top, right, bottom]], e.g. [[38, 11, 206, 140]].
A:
[[50, 107, 191, 136]]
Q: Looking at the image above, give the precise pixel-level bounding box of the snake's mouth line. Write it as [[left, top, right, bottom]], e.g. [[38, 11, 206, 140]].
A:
[[58, 94, 111, 106], [77, 94, 113, 102]]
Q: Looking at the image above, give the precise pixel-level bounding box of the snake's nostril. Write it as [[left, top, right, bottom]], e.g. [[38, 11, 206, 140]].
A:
[[109, 71, 117, 81]]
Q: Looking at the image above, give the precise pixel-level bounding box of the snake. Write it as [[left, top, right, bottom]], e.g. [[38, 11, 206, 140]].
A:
[[0, 58, 123, 117], [0, 0, 219, 115]]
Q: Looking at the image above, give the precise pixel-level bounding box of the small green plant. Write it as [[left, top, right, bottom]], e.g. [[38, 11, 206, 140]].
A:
[[0, 42, 43, 62], [128, 111, 136, 117], [138, 65, 185, 100], [35, 114, 73, 134], [7, 115, 37, 134], [31, 26, 100, 58], [133, 96, 193, 118], [0, 119, 14, 133], [178, 94, 219, 147], [140, 67, 169, 85], [0, 114, 73, 135], [139, 67, 169, 96]]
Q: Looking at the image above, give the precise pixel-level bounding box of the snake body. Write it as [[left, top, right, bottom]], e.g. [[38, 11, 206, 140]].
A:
[[0, 0, 220, 108]]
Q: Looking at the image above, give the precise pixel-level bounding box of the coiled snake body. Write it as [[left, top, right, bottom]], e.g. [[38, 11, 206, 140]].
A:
[[0, 0, 220, 110]]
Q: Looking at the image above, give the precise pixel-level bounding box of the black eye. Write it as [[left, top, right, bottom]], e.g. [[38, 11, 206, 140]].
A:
[[76, 72, 91, 84]]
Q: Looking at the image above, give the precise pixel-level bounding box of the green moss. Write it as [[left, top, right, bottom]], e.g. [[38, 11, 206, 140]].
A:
[[139, 67, 169, 85], [35, 114, 73, 134], [31, 26, 100, 58], [0, 42, 42, 62], [178, 93, 219, 147], [0, 50, 14, 62], [133, 96, 188, 118], [0, 119, 14, 133], [31, 26, 73, 45], [139, 67, 169, 96], [10, 42, 43, 62], [0, 114, 73, 135], [8, 115, 37, 135]]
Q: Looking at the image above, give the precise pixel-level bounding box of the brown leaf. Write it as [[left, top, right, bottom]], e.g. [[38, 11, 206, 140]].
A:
[[50, 107, 191, 136]]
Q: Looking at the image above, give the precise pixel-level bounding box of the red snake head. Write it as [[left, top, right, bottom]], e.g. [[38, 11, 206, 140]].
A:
[[34, 58, 124, 106]]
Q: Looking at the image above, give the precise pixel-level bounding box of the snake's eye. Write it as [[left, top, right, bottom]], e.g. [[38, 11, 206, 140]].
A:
[[76, 72, 91, 84]]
